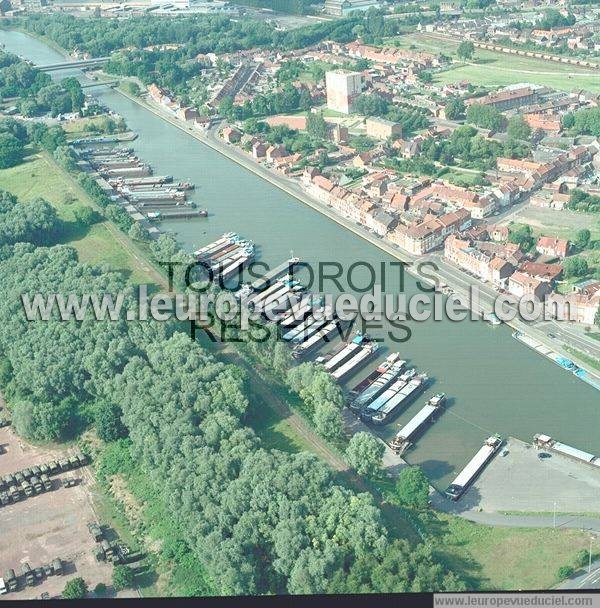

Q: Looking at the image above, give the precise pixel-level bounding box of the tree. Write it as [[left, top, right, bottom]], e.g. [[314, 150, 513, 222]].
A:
[[574, 228, 591, 251], [73, 205, 100, 227], [508, 224, 534, 251], [394, 466, 430, 509], [63, 577, 88, 599], [95, 401, 128, 443], [93, 582, 107, 597], [507, 116, 531, 141], [563, 256, 588, 278], [466, 104, 504, 131], [557, 566, 575, 581], [354, 93, 389, 117], [0, 133, 25, 169], [112, 565, 135, 591], [457, 41, 475, 62], [313, 400, 343, 441], [306, 112, 329, 140], [444, 98, 465, 121], [128, 222, 149, 242], [345, 432, 384, 477]]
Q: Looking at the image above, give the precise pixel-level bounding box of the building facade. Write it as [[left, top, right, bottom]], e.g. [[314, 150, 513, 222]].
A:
[[325, 70, 363, 114]]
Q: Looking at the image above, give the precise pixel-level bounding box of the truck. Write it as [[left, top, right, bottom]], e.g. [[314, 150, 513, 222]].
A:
[[9, 486, 21, 502], [101, 540, 115, 562], [4, 569, 17, 592], [21, 480, 33, 497], [47, 461, 59, 474], [21, 563, 34, 587], [51, 559, 62, 576], [41, 474, 52, 491], [88, 522, 103, 542], [75, 451, 88, 466], [58, 458, 70, 472], [30, 476, 43, 494], [0, 577, 6, 595]]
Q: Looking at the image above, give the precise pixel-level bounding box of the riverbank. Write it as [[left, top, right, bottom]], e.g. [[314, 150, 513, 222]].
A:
[[112, 84, 600, 389]]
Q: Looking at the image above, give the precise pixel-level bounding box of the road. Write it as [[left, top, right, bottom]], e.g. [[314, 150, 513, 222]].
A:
[[560, 559, 600, 590]]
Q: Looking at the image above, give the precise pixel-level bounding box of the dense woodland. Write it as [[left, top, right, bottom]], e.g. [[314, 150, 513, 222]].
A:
[[0, 179, 465, 593], [0, 51, 85, 117]]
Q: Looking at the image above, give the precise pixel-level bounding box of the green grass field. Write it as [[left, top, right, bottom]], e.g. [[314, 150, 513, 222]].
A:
[[395, 33, 600, 93], [431, 513, 591, 590], [0, 152, 153, 283]]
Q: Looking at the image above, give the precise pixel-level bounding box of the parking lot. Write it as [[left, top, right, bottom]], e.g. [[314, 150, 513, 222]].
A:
[[0, 426, 129, 599], [435, 437, 600, 514]]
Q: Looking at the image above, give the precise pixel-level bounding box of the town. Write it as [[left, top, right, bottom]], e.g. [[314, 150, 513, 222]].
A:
[[0, 0, 599, 602]]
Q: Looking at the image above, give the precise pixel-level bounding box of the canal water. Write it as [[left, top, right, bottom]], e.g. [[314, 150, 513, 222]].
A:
[[1, 29, 597, 490]]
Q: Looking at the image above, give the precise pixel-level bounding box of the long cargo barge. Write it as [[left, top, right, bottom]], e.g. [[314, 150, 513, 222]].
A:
[[370, 373, 428, 425], [262, 286, 304, 317], [150, 209, 207, 220], [318, 333, 365, 373], [250, 257, 300, 292], [246, 280, 288, 307], [360, 369, 416, 421], [291, 316, 329, 344], [120, 175, 173, 187], [389, 393, 446, 454], [533, 434, 600, 469], [127, 190, 186, 202], [350, 359, 406, 411], [349, 353, 401, 398], [445, 435, 502, 501], [331, 341, 379, 382], [278, 298, 314, 328], [292, 321, 340, 358], [102, 166, 152, 178]]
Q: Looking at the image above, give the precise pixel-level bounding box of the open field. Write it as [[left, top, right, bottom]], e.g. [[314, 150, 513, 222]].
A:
[[432, 512, 591, 590], [507, 205, 600, 242], [0, 427, 130, 599], [0, 152, 154, 284], [394, 33, 600, 93]]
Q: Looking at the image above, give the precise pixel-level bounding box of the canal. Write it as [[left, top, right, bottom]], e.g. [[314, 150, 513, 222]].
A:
[[1, 29, 597, 490]]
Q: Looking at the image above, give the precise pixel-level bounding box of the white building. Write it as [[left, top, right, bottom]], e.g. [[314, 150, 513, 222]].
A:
[[325, 70, 363, 115]]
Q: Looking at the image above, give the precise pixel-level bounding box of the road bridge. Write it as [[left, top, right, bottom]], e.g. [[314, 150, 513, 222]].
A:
[[38, 57, 110, 72]]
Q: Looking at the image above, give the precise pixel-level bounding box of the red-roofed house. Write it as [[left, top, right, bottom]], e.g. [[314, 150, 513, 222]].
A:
[[536, 236, 569, 259]]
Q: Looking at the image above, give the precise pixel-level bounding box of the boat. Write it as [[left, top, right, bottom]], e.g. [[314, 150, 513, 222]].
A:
[[445, 435, 502, 501], [534, 434, 600, 469], [193, 234, 236, 258], [554, 355, 578, 372], [292, 321, 340, 358], [572, 368, 600, 391], [349, 353, 401, 398], [370, 373, 428, 425], [278, 298, 315, 327], [389, 393, 446, 454], [318, 333, 365, 373], [350, 359, 406, 411], [360, 378, 406, 421], [331, 341, 379, 382]]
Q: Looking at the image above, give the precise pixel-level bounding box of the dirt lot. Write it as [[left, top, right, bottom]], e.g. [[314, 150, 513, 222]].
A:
[[0, 426, 132, 600], [508, 206, 600, 241]]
